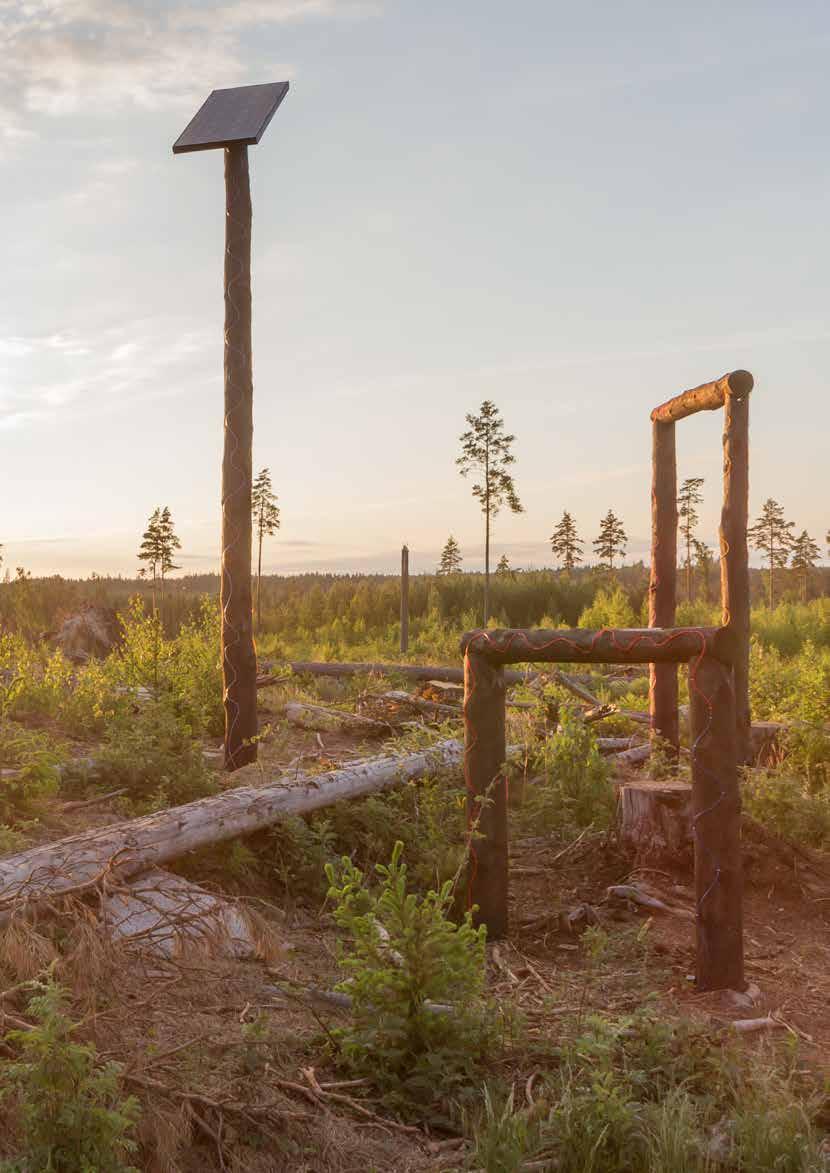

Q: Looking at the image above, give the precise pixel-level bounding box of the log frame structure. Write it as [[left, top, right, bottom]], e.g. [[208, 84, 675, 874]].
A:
[[649, 369, 754, 764], [461, 624, 744, 991]]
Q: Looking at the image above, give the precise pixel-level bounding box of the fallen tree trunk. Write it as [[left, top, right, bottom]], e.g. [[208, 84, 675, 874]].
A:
[[286, 660, 538, 685], [283, 701, 391, 737], [596, 737, 642, 754], [0, 740, 463, 917], [612, 743, 651, 767]]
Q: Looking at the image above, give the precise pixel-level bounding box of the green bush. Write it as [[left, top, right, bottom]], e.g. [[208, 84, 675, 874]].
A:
[[519, 707, 615, 836], [0, 722, 64, 823], [325, 842, 492, 1113], [91, 700, 217, 812], [578, 585, 637, 630], [1, 979, 140, 1172]]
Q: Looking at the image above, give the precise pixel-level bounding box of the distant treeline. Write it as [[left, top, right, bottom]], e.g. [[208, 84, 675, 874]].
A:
[[1, 560, 828, 645]]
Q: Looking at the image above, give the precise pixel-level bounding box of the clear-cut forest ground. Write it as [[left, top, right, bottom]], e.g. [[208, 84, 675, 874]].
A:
[[0, 574, 828, 1170]]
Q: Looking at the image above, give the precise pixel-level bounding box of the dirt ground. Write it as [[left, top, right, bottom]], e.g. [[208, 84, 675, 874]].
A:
[[2, 687, 829, 1171]]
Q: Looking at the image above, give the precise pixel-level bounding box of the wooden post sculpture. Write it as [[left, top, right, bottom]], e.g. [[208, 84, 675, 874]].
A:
[[720, 387, 752, 764], [220, 145, 258, 769], [461, 624, 744, 988], [689, 654, 743, 990], [649, 419, 678, 755], [463, 648, 508, 938], [400, 544, 409, 654], [173, 82, 290, 770], [649, 370, 754, 760]]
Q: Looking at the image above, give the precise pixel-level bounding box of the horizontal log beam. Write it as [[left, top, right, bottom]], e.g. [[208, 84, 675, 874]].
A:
[[650, 370, 753, 423], [460, 626, 734, 666]]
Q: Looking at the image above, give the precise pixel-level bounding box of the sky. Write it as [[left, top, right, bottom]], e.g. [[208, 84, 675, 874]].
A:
[[1, 0, 829, 578]]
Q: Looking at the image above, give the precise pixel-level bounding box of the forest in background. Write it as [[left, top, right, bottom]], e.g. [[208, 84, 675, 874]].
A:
[[1, 562, 828, 658]]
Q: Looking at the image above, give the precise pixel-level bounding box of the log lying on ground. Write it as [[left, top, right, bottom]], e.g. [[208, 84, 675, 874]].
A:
[[283, 701, 392, 737], [596, 737, 643, 754], [0, 740, 463, 917], [613, 744, 652, 767], [285, 660, 539, 685], [366, 690, 461, 720], [103, 868, 273, 960]]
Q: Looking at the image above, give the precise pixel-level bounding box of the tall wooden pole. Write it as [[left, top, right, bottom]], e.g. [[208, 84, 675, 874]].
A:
[[648, 420, 679, 756], [689, 654, 743, 991], [400, 544, 409, 654], [221, 144, 258, 771], [463, 650, 508, 939], [720, 387, 752, 764]]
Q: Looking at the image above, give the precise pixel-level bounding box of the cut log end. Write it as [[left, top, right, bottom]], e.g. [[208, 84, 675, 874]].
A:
[[726, 369, 754, 397]]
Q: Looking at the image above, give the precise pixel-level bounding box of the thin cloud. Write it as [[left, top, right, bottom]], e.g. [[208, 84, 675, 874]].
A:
[[0, 0, 377, 141]]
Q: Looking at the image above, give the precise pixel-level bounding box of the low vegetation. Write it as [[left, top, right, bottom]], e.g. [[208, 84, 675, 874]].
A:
[[0, 581, 827, 1169]]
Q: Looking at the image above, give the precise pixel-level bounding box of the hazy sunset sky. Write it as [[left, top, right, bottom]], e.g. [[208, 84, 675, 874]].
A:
[[1, 0, 828, 578]]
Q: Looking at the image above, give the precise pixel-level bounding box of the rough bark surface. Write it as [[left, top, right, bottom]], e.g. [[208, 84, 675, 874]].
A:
[[0, 741, 463, 917], [648, 420, 679, 755], [650, 370, 753, 423], [463, 650, 508, 940], [689, 655, 744, 991], [720, 385, 752, 763], [400, 545, 409, 654], [620, 779, 693, 863], [461, 627, 733, 666], [286, 661, 538, 685], [221, 144, 258, 770]]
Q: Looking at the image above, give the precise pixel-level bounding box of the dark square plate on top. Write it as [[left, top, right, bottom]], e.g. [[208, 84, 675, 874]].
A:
[[173, 82, 289, 154]]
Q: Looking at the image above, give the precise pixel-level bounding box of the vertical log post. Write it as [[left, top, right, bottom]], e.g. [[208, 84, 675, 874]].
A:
[[689, 653, 743, 991], [221, 145, 258, 771], [400, 544, 409, 654], [720, 386, 752, 764], [463, 649, 508, 939], [649, 420, 679, 756]]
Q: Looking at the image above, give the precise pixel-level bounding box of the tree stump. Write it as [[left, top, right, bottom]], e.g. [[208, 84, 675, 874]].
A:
[[619, 779, 693, 866]]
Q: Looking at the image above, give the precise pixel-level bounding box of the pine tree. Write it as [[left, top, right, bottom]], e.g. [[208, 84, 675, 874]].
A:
[[456, 400, 523, 624], [549, 510, 583, 572], [157, 507, 181, 604], [138, 507, 180, 611], [677, 476, 704, 602], [592, 510, 627, 571], [437, 536, 463, 575], [496, 553, 512, 576], [790, 529, 820, 603], [251, 468, 280, 632], [748, 498, 794, 608], [138, 507, 162, 612], [692, 538, 714, 604]]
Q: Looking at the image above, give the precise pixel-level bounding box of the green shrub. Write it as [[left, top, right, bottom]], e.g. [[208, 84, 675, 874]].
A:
[[325, 842, 492, 1113], [1, 979, 140, 1172], [91, 700, 217, 812], [519, 707, 614, 836], [578, 586, 637, 630], [0, 721, 64, 823], [743, 770, 830, 848]]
